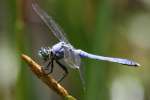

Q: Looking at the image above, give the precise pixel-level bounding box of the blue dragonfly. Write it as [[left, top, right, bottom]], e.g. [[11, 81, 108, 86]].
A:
[[32, 3, 140, 83]]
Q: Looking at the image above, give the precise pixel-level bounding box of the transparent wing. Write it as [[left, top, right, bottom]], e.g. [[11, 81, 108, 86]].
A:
[[32, 3, 69, 43], [63, 45, 85, 89], [63, 45, 81, 69]]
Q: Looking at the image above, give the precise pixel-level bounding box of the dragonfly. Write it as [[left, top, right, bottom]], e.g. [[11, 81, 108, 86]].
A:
[[32, 3, 140, 83]]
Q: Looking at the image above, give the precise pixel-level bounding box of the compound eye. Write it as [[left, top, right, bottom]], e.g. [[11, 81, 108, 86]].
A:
[[39, 50, 42, 54], [38, 50, 43, 58]]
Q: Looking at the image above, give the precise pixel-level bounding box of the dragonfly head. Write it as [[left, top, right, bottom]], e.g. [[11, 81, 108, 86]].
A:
[[38, 47, 51, 61]]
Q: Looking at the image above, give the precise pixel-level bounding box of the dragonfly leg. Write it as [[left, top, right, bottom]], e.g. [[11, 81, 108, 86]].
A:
[[55, 60, 68, 83], [50, 59, 54, 73], [43, 59, 54, 74]]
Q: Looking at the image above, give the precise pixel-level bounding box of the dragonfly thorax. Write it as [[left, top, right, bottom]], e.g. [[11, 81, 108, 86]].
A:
[[51, 42, 66, 59], [51, 42, 65, 52]]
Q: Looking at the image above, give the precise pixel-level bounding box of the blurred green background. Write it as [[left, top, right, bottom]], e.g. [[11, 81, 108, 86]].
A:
[[0, 0, 148, 100]]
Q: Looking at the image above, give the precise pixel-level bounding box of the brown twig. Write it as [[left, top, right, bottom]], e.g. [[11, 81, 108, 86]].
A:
[[21, 54, 76, 100]]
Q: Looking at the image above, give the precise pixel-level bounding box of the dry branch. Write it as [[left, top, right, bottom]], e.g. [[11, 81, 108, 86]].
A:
[[21, 54, 76, 100]]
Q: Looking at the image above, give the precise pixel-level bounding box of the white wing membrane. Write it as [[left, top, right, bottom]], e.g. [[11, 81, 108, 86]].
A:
[[32, 3, 69, 43], [63, 45, 81, 69]]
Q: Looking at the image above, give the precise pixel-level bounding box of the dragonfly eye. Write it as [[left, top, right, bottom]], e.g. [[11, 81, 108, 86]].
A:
[[38, 47, 51, 61]]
